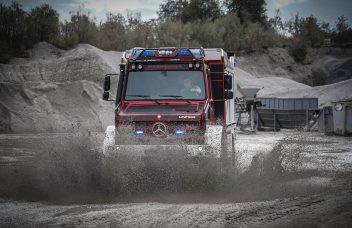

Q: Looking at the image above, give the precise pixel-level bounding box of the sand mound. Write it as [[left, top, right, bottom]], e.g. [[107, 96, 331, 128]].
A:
[[0, 81, 114, 133], [0, 42, 121, 133], [0, 42, 122, 83]]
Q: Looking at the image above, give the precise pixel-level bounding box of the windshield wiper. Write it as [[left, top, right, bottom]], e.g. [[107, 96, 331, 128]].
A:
[[159, 95, 191, 104], [127, 94, 151, 98], [159, 95, 183, 98], [127, 94, 161, 104]]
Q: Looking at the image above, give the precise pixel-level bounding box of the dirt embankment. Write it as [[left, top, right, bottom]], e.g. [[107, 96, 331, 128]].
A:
[[0, 42, 121, 133], [237, 47, 352, 85]]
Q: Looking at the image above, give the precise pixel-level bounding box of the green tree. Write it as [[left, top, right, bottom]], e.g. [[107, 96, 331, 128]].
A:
[[125, 12, 157, 48], [335, 16, 349, 33], [27, 4, 59, 44], [290, 36, 308, 63], [332, 16, 352, 45], [158, 0, 185, 21], [284, 13, 301, 37], [59, 11, 98, 47], [98, 12, 126, 50], [0, 2, 27, 61], [299, 15, 324, 47], [158, 0, 222, 23], [224, 0, 267, 24], [269, 9, 284, 33], [182, 0, 222, 22], [320, 21, 331, 35], [157, 20, 192, 47]]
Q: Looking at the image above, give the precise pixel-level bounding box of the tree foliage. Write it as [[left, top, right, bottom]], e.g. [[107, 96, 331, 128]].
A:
[[1, 1, 352, 63], [0, 2, 27, 59], [224, 0, 267, 23], [158, 0, 222, 23], [27, 4, 59, 43], [299, 15, 325, 47], [98, 13, 126, 51], [331, 16, 352, 45]]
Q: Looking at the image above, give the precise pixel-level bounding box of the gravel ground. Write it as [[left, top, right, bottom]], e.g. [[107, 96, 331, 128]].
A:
[[0, 131, 351, 227]]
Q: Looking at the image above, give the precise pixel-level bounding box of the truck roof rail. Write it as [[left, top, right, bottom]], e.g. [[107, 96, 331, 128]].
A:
[[130, 47, 205, 61]]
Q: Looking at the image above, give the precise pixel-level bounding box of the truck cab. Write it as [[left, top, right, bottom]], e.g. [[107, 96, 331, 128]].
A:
[[103, 47, 235, 158]]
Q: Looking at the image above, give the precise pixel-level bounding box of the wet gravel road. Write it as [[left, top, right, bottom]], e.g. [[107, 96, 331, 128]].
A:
[[0, 131, 351, 227]]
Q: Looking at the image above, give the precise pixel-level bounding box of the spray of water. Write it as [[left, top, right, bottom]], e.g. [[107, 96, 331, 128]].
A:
[[0, 132, 346, 204]]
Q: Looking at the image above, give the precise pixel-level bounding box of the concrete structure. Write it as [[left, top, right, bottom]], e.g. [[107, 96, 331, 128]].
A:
[[331, 99, 352, 135], [256, 98, 319, 131], [317, 106, 334, 134]]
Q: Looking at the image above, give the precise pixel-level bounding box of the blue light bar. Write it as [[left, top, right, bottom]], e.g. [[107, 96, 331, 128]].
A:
[[175, 129, 184, 136], [142, 50, 155, 56], [179, 49, 191, 55], [135, 129, 144, 136]]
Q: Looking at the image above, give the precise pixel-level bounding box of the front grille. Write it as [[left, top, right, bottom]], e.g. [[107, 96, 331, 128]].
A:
[[116, 121, 205, 145]]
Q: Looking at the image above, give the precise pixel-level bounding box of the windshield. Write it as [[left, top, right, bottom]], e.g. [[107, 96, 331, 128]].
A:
[[125, 71, 206, 100]]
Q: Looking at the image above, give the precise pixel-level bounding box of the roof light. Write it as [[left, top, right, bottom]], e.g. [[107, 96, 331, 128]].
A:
[[159, 50, 173, 56], [143, 50, 155, 56], [179, 49, 191, 55]]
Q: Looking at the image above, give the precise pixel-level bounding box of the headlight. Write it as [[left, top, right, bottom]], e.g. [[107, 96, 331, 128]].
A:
[[334, 103, 343, 111]]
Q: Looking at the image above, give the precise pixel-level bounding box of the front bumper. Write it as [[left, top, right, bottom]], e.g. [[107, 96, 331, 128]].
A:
[[105, 144, 219, 158]]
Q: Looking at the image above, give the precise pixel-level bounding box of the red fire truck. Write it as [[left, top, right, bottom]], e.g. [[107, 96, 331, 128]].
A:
[[102, 47, 236, 163]]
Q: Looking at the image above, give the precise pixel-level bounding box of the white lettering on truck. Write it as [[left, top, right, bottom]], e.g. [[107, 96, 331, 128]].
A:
[[178, 116, 196, 119]]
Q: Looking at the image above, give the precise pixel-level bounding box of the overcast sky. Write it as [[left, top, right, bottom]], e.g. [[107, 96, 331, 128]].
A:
[[1, 0, 351, 27]]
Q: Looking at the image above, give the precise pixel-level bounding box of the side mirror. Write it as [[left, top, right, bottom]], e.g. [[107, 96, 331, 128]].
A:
[[104, 75, 111, 91], [103, 91, 110, 100], [224, 74, 233, 90], [224, 91, 233, 99]]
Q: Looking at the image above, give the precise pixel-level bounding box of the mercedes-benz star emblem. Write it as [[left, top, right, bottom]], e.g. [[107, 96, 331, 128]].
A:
[[152, 122, 167, 137]]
